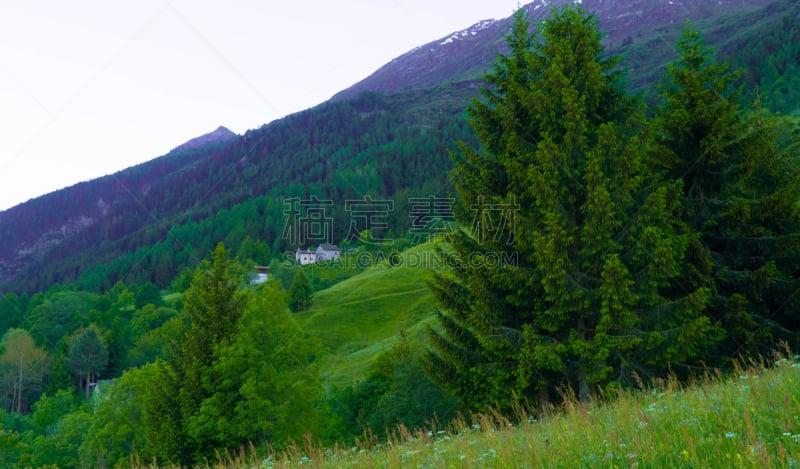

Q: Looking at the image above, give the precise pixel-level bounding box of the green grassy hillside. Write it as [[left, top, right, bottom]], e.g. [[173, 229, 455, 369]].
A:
[[296, 242, 441, 385], [182, 353, 799, 469]]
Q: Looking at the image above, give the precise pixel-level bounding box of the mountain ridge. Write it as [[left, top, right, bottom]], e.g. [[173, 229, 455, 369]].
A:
[[331, 0, 776, 101]]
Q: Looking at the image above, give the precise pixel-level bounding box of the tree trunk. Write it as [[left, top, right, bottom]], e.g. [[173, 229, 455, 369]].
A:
[[578, 371, 591, 404], [576, 317, 591, 403], [15, 362, 23, 414], [537, 387, 551, 418]]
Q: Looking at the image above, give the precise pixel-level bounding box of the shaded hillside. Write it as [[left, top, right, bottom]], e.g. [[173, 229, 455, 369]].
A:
[[1, 0, 797, 293], [0, 86, 477, 293]]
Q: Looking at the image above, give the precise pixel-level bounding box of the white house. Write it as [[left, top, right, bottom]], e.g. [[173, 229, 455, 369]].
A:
[[295, 249, 317, 265], [295, 244, 340, 265], [315, 244, 340, 262], [250, 265, 269, 284]]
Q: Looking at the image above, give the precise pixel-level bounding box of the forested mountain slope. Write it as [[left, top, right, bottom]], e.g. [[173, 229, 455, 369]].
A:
[[0, 0, 797, 293]]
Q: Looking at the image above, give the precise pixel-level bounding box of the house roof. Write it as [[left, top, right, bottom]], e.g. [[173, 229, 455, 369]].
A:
[[317, 244, 339, 251]]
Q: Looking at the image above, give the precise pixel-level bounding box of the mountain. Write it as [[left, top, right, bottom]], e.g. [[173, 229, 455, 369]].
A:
[[170, 126, 237, 153], [0, 87, 476, 292], [0, 0, 797, 293], [332, 0, 779, 101]]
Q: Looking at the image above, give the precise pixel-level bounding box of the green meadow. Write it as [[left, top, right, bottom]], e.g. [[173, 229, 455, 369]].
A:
[[296, 243, 442, 385]]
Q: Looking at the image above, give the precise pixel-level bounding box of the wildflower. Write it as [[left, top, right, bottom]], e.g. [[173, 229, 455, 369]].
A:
[[725, 432, 737, 438]]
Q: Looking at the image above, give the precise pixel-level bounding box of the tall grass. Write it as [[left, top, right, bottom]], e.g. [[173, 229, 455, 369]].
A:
[[139, 351, 800, 468]]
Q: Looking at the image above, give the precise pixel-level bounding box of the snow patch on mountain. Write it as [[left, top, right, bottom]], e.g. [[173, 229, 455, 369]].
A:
[[440, 19, 496, 45]]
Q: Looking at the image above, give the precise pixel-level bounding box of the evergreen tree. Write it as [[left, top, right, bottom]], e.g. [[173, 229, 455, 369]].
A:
[[426, 6, 718, 413], [288, 269, 313, 312], [186, 281, 324, 453], [142, 242, 246, 465], [653, 26, 800, 363]]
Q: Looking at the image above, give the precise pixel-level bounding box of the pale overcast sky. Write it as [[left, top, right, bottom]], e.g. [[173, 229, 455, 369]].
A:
[[0, 1, 522, 211]]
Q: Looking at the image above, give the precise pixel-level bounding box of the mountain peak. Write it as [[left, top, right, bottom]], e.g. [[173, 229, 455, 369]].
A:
[[171, 126, 237, 153]]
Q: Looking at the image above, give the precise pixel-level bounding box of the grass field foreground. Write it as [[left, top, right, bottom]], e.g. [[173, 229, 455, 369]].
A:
[[255, 353, 800, 468]]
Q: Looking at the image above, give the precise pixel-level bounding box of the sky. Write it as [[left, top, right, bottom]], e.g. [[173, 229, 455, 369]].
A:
[[0, 1, 523, 212]]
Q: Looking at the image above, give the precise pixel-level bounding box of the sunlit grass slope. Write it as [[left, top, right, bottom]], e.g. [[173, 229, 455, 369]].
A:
[[296, 242, 442, 385]]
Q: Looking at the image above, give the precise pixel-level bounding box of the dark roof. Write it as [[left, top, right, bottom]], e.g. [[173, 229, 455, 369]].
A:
[[318, 244, 339, 251]]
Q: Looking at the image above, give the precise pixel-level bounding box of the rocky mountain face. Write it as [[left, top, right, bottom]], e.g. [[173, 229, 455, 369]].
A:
[[332, 0, 776, 101]]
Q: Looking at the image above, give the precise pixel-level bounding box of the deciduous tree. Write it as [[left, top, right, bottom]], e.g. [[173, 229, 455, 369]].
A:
[[187, 281, 324, 453], [288, 269, 313, 312], [67, 325, 108, 401], [0, 328, 50, 414]]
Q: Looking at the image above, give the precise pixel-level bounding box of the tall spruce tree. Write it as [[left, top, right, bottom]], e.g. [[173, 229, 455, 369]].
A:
[[142, 243, 246, 465], [653, 26, 800, 363], [426, 6, 719, 413]]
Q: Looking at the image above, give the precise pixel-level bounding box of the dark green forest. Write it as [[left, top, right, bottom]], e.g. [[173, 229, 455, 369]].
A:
[[1, 3, 799, 467], [0, 86, 477, 294]]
